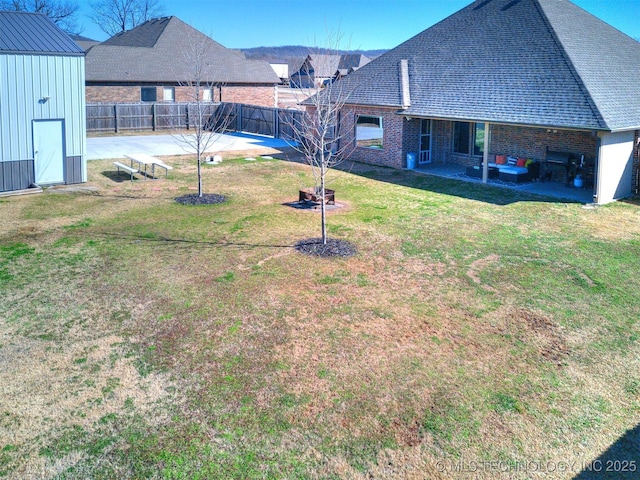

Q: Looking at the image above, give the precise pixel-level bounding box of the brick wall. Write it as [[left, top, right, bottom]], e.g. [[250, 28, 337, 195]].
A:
[[341, 111, 601, 178], [86, 84, 275, 108], [220, 86, 275, 108], [86, 85, 141, 103], [432, 122, 598, 169], [342, 106, 408, 169], [174, 86, 220, 103], [402, 118, 421, 166], [490, 124, 597, 162], [491, 124, 598, 183]]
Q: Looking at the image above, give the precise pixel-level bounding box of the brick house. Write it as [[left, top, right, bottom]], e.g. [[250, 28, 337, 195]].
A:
[[331, 0, 640, 204], [84, 17, 280, 108]]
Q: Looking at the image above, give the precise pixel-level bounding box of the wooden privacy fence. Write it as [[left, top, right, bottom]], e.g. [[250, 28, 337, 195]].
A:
[[86, 102, 305, 142], [86, 103, 222, 133]]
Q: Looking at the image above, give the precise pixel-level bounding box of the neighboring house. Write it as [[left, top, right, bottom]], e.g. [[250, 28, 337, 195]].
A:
[[290, 53, 370, 88], [332, 0, 640, 204], [84, 16, 281, 108], [270, 63, 289, 84], [333, 65, 364, 82], [0, 11, 86, 194], [70, 34, 100, 51]]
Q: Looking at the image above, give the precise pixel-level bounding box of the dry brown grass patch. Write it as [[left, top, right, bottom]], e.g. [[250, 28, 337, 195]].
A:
[[487, 305, 570, 366], [0, 330, 181, 479]]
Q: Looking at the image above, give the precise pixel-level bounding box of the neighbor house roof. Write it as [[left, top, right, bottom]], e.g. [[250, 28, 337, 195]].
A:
[[0, 10, 84, 55], [85, 16, 279, 84], [336, 0, 640, 132], [293, 53, 370, 79], [70, 34, 100, 51]]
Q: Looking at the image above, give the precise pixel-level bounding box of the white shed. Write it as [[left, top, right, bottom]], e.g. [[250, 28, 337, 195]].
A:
[[0, 11, 86, 193]]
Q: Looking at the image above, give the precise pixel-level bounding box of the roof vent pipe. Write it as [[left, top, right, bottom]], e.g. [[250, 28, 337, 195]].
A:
[[399, 59, 411, 109]]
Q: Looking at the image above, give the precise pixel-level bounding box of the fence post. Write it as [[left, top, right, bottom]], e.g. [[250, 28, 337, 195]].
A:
[[114, 104, 119, 133], [236, 104, 242, 132], [186, 103, 189, 130], [274, 108, 280, 139]]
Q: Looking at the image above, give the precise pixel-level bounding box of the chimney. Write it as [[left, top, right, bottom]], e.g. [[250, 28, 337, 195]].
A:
[[399, 59, 411, 109]]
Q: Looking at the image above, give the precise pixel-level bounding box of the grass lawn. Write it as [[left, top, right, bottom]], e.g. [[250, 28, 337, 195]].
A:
[[1, 152, 639, 479]]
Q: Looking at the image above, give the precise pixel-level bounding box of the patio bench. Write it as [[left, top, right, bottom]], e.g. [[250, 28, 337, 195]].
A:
[[124, 153, 173, 179], [487, 154, 541, 183], [113, 161, 138, 181], [498, 167, 530, 183]]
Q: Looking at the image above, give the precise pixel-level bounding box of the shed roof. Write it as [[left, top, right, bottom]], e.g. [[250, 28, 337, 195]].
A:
[[336, 0, 640, 132], [85, 16, 279, 84], [0, 10, 84, 56]]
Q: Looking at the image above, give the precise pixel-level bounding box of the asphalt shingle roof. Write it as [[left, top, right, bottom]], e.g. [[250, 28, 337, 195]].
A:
[[293, 54, 370, 78], [0, 10, 84, 55], [85, 16, 279, 85], [337, 0, 640, 132]]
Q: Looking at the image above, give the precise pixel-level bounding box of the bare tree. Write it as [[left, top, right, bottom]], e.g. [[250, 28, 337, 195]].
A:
[[89, 0, 163, 37], [1, 0, 80, 33], [287, 32, 357, 245], [171, 32, 233, 198]]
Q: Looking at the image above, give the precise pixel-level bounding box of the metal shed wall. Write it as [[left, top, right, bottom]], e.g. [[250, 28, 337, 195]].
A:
[[0, 53, 86, 191]]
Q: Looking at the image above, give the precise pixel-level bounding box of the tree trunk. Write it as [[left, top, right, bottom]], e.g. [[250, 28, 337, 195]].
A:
[[320, 161, 327, 244], [197, 151, 203, 197]]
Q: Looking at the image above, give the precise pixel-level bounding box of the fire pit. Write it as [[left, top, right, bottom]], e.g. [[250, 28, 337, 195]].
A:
[[298, 187, 335, 205]]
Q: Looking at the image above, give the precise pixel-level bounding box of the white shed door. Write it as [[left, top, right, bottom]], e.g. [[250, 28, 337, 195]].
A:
[[33, 120, 65, 185]]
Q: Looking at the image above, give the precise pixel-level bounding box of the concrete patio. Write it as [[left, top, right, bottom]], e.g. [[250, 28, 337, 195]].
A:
[[86, 132, 295, 161], [414, 163, 595, 204]]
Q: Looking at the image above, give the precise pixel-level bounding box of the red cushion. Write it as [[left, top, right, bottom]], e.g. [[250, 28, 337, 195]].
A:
[[496, 155, 507, 165], [516, 158, 527, 167]]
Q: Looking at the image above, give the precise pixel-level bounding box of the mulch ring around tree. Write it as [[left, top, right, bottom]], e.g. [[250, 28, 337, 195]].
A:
[[175, 193, 227, 205], [284, 201, 346, 211], [295, 238, 357, 258]]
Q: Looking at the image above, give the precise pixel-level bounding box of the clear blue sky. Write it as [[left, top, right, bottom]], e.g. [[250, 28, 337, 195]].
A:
[[77, 0, 640, 49]]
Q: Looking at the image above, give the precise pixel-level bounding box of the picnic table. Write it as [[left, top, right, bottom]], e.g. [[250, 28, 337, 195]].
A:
[[123, 153, 173, 179]]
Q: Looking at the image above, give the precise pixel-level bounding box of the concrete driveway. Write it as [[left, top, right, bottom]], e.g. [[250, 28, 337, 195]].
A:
[[86, 132, 295, 160]]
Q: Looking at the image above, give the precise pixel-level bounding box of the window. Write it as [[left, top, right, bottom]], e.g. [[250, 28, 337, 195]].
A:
[[453, 121, 470, 154], [473, 122, 485, 156], [163, 87, 175, 102], [140, 87, 157, 102], [453, 121, 485, 156], [356, 115, 383, 149]]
